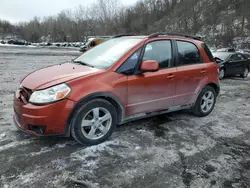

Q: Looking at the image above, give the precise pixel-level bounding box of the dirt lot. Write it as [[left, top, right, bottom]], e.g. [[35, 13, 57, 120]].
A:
[[0, 46, 250, 188]]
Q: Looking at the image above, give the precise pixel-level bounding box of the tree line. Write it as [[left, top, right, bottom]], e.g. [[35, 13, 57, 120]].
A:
[[1, 0, 250, 48]]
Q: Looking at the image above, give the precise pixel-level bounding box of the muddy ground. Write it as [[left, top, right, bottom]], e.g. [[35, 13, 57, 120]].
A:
[[0, 46, 250, 188]]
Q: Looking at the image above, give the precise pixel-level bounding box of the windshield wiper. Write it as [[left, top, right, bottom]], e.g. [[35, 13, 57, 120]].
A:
[[73, 61, 95, 68]]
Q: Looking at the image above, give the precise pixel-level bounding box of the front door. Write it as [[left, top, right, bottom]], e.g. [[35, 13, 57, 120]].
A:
[[126, 40, 177, 116], [235, 54, 248, 73], [226, 54, 242, 74]]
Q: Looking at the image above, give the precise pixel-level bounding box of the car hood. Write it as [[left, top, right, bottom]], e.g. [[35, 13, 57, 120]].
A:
[[21, 63, 102, 90]]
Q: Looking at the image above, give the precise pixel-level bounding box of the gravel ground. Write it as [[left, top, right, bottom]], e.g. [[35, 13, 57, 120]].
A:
[[0, 46, 250, 188]]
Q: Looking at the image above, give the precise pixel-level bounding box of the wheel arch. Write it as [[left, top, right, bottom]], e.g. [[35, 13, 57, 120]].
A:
[[194, 82, 220, 106], [65, 92, 125, 137], [205, 83, 220, 96]]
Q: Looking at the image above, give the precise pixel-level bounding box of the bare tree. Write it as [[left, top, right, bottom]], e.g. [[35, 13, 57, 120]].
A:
[[1, 0, 249, 48]]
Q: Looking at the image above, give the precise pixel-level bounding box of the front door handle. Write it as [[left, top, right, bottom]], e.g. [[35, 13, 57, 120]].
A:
[[167, 74, 175, 79]]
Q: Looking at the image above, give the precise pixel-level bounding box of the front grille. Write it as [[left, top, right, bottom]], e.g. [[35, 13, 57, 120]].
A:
[[20, 87, 32, 102]]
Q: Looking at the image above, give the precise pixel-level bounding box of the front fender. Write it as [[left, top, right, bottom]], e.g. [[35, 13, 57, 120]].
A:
[[64, 92, 125, 137]]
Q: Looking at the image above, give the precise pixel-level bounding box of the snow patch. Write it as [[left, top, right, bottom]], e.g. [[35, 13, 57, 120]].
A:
[[0, 132, 6, 139], [29, 143, 67, 157], [0, 139, 34, 152]]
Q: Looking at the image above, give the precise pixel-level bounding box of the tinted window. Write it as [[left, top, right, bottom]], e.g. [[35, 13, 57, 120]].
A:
[[237, 54, 245, 60], [230, 54, 241, 61], [142, 40, 172, 69], [90, 41, 95, 47], [201, 43, 214, 62], [117, 48, 142, 74], [177, 41, 202, 66]]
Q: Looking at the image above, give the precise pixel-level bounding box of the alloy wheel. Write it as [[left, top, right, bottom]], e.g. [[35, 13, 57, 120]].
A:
[[244, 68, 249, 77], [200, 91, 215, 113], [81, 107, 112, 140], [219, 69, 225, 79]]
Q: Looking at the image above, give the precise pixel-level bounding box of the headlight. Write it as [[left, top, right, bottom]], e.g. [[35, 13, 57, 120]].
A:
[[29, 83, 71, 104]]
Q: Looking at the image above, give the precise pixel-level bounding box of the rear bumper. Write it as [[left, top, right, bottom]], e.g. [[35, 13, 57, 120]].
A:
[[13, 90, 75, 136]]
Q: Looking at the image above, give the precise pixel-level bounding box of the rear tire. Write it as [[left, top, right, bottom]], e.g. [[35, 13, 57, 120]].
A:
[[71, 99, 117, 145], [240, 67, 249, 78], [192, 86, 216, 117]]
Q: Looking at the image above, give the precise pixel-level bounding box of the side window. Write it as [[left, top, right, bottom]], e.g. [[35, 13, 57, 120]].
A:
[[90, 41, 95, 47], [117, 48, 142, 74], [201, 43, 214, 62], [177, 41, 202, 66], [230, 54, 239, 61], [237, 54, 245, 60], [142, 40, 172, 69]]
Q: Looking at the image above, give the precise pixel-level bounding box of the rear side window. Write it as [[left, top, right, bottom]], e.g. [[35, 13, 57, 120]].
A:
[[201, 43, 215, 62], [177, 41, 202, 66], [237, 54, 245, 60]]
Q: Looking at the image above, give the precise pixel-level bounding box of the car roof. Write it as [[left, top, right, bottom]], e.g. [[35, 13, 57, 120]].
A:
[[113, 33, 204, 42]]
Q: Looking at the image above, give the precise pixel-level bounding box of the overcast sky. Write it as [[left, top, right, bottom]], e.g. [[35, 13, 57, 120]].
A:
[[1, 0, 137, 23]]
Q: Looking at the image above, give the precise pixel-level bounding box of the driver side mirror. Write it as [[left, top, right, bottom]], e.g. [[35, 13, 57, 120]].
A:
[[140, 60, 159, 72]]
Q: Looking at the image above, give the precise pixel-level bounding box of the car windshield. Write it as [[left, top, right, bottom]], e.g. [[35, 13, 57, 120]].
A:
[[74, 38, 143, 69], [212, 52, 230, 61]]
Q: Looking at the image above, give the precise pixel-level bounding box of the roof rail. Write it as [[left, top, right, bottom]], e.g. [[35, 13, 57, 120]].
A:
[[148, 32, 202, 41], [113, 34, 136, 38]]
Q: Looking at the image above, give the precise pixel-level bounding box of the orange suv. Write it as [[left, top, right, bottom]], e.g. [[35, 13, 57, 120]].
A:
[[13, 33, 220, 145]]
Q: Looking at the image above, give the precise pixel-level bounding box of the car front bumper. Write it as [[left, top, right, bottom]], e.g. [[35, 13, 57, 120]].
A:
[[13, 89, 75, 136]]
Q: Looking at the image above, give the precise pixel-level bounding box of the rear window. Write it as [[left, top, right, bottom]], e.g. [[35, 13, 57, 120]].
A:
[[202, 43, 215, 62]]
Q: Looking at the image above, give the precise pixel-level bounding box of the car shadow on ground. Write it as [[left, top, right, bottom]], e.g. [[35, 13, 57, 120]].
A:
[[12, 129, 77, 146], [10, 111, 190, 148], [223, 76, 249, 81]]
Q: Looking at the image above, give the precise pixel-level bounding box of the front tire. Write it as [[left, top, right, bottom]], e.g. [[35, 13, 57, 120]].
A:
[[192, 86, 216, 117], [71, 99, 117, 145], [219, 68, 225, 80], [240, 67, 249, 78]]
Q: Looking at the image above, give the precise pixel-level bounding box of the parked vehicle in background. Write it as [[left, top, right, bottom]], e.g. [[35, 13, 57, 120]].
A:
[[7, 39, 30, 46], [209, 47, 217, 53], [213, 52, 250, 79], [238, 49, 250, 55], [244, 53, 250, 60], [13, 33, 220, 145], [217, 48, 235, 52], [79, 38, 109, 52]]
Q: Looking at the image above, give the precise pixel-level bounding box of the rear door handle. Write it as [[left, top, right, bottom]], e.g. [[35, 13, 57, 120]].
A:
[[167, 74, 175, 79], [200, 69, 207, 74]]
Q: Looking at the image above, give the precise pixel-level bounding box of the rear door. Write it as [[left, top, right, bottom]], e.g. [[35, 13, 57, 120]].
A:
[[173, 40, 209, 106]]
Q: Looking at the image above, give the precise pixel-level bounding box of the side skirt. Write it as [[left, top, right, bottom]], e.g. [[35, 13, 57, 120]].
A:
[[119, 103, 193, 125]]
